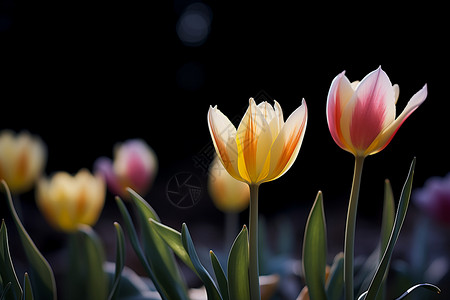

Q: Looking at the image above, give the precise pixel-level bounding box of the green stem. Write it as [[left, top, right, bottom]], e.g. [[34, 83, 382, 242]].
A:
[[249, 184, 260, 300], [344, 155, 365, 300]]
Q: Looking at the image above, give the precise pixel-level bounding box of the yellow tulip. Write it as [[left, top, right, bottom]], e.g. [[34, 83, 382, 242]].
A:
[[208, 156, 250, 213], [208, 98, 307, 185], [36, 169, 106, 232], [0, 130, 47, 194]]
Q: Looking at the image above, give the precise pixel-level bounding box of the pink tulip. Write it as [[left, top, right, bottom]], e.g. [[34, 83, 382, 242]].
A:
[[326, 66, 427, 157], [413, 173, 450, 225], [94, 139, 158, 198]]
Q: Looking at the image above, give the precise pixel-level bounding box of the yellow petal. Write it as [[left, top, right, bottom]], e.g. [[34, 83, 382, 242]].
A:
[[236, 98, 272, 183], [265, 99, 307, 182], [207, 106, 241, 180]]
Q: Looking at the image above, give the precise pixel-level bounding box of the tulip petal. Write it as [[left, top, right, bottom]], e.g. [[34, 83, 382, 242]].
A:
[[365, 84, 428, 155], [258, 101, 280, 140], [94, 157, 125, 197], [326, 71, 354, 151], [236, 98, 272, 183], [274, 100, 284, 128], [341, 67, 396, 154], [208, 106, 241, 180], [265, 99, 307, 182]]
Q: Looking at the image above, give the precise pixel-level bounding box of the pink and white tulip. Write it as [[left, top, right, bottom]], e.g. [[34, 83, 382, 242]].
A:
[[94, 139, 158, 198], [326, 66, 427, 157]]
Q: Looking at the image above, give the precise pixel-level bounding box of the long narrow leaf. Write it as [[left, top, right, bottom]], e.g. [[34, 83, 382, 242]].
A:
[[0, 220, 22, 300], [22, 273, 34, 300], [1, 180, 57, 300], [394, 283, 441, 300], [380, 180, 395, 257], [149, 219, 196, 274], [210, 250, 229, 300], [108, 222, 126, 300], [227, 226, 250, 300], [181, 223, 222, 300], [0, 282, 11, 300], [76, 225, 109, 300], [326, 252, 344, 300], [364, 158, 416, 299], [115, 196, 168, 300], [302, 191, 327, 300], [126, 188, 189, 300], [376, 179, 395, 300]]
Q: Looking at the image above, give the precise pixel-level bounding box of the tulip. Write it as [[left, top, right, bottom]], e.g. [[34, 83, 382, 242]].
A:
[[326, 66, 427, 157], [208, 155, 250, 214], [208, 155, 250, 249], [208, 97, 307, 300], [36, 169, 106, 232], [413, 173, 450, 226], [326, 66, 428, 300], [208, 98, 307, 185], [0, 130, 47, 194], [94, 139, 158, 199]]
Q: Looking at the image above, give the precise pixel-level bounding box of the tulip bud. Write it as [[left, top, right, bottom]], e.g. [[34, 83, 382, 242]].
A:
[[208, 156, 250, 213], [413, 173, 450, 226], [94, 139, 158, 198]]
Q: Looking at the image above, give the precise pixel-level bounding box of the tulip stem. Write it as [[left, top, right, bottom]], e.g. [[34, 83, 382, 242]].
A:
[[249, 184, 260, 300], [344, 155, 365, 300]]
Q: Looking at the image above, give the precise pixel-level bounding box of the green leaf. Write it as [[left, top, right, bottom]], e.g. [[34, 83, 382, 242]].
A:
[[0, 282, 12, 300], [69, 225, 108, 300], [1, 180, 57, 300], [149, 219, 196, 274], [108, 222, 126, 300], [0, 220, 22, 300], [394, 283, 441, 300], [22, 273, 34, 300], [181, 223, 222, 300], [115, 196, 169, 300], [210, 250, 229, 300], [326, 252, 344, 300], [302, 191, 327, 300], [375, 179, 396, 300], [380, 180, 395, 257], [227, 226, 250, 300], [364, 158, 416, 300], [126, 188, 189, 300]]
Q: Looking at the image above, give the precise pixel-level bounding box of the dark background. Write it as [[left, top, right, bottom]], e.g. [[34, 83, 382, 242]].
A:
[[0, 0, 449, 297]]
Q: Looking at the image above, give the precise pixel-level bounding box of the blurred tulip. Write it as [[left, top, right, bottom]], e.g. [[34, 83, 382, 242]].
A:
[[36, 169, 106, 232], [326, 66, 427, 157], [413, 173, 450, 225], [0, 130, 47, 194], [208, 98, 307, 185], [94, 139, 158, 198], [208, 156, 250, 213]]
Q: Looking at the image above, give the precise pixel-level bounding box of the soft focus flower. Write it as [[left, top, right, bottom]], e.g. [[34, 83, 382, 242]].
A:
[[0, 130, 47, 194], [94, 139, 158, 198], [326, 66, 427, 157], [413, 173, 450, 225], [208, 98, 307, 185], [208, 156, 250, 213], [36, 169, 106, 232]]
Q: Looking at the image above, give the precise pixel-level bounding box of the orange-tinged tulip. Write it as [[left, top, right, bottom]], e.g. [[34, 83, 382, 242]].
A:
[[36, 169, 106, 232], [208, 156, 250, 213], [208, 98, 307, 185], [0, 130, 47, 194], [326, 66, 427, 157]]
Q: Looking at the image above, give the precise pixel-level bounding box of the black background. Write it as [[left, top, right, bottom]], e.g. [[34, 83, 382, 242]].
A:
[[0, 0, 449, 295]]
